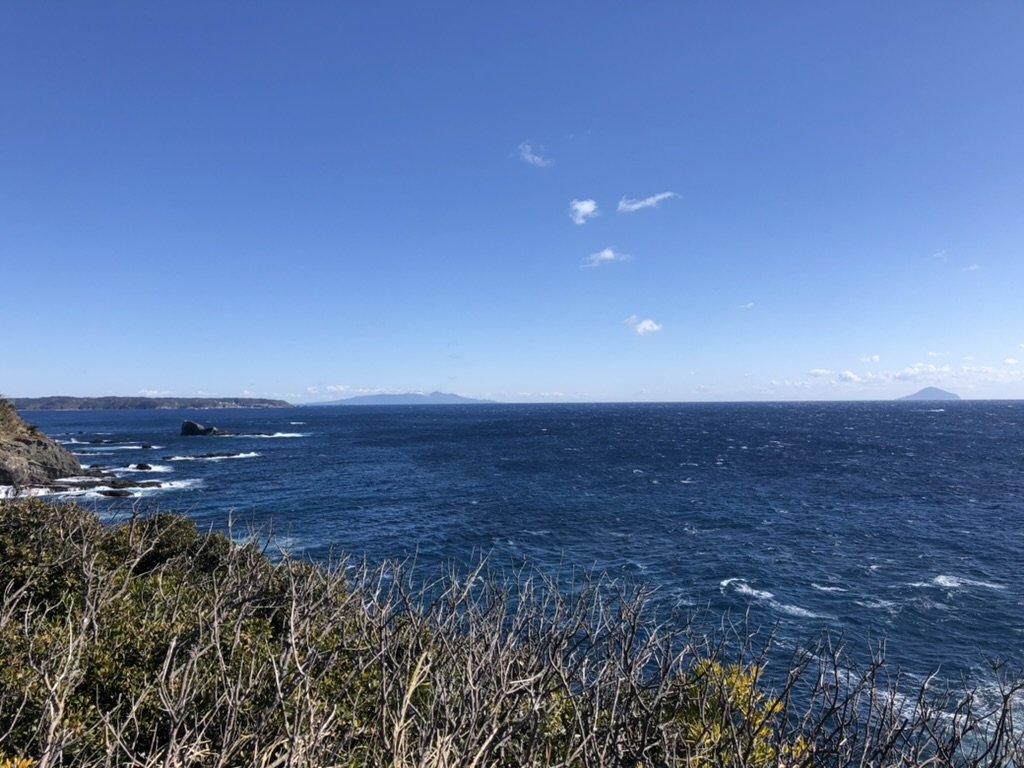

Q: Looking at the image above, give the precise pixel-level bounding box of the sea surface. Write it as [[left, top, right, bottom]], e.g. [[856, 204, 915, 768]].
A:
[[15, 402, 1024, 690]]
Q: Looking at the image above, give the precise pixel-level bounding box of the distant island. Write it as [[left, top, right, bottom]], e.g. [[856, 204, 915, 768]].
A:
[[310, 391, 495, 406], [898, 387, 961, 402], [11, 396, 292, 411]]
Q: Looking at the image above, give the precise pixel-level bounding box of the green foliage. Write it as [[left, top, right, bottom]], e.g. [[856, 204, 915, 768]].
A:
[[667, 659, 809, 767], [0, 498, 1020, 767]]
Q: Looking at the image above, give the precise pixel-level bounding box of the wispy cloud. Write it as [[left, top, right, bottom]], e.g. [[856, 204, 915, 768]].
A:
[[626, 315, 663, 335], [739, 302, 755, 310], [927, 351, 948, 358], [1005, 358, 1019, 366], [838, 370, 861, 383], [569, 199, 599, 225], [964, 263, 981, 272], [617, 191, 677, 213], [860, 354, 880, 363], [518, 142, 552, 168], [585, 247, 629, 267], [893, 363, 951, 381], [807, 369, 833, 378]]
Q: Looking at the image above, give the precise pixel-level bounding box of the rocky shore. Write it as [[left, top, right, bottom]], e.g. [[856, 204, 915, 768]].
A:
[[0, 399, 175, 499], [0, 398, 81, 488]]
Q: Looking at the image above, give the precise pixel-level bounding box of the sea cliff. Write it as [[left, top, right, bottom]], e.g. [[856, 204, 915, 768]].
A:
[[0, 398, 80, 488]]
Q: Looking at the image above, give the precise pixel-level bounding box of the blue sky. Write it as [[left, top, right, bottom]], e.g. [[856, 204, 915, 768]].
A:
[[2, 2, 1022, 402]]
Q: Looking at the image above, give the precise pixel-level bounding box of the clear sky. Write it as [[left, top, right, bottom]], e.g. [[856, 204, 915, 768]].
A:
[[2, 2, 1022, 402]]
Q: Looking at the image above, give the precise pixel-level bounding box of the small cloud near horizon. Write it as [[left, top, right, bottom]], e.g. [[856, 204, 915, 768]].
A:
[[626, 315, 663, 335], [585, 247, 629, 267], [1005, 358, 1019, 366], [838, 371, 861, 383], [518, 142, 552, 168], [617, 191, 677, 213], [569, 199, 599, 224], [807, 369, 833, 378], [860, 354, 880, 363]]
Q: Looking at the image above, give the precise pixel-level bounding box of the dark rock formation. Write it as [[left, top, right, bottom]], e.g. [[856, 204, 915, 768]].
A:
[[0, 399, 81, 488], [181, 420, 229, 436], [134, 463, 153, 471]]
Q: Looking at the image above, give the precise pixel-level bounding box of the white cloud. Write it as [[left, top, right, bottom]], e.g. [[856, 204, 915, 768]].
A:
[[807, 368, 833, 378], [893, 363, 951, 381], [1004, 358, 1019, 366], [838, 370, 861, 383], [860, 355, 880, 363], [138, 389, 173, 397], [569, 199, 599, 225], [626, 315, 663, 335], [518, 142, 552, 168], [927, 351, 948, 357], [617, 191, 678, 213], [739, 302, 755, 310], [964, 263, 980, 271], [585, 247, 630, 267]]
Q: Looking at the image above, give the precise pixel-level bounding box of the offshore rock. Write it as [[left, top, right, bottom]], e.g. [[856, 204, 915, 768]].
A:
[[181, 420, 229, 436], [0, 399, 81, 487]]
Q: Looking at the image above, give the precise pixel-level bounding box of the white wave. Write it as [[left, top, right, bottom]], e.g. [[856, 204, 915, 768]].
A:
[[50, 478, 203, 500], [119, 464, 173, 473], [167, 452, 260, 462], [855, 598, 898, 612], [136, 479, 202, 493], [722, 578, 829, 619], [229, 432, 307, 439], [772, 602, 826, 619], [289, 421, 306, 425], [932, 574, 1007, 591], [1, 485, 51, 499], [812, 583, 848, 593], [84, 444, 143, 451], [720, 578, 774, 601], [906, 574, 1006, 591]]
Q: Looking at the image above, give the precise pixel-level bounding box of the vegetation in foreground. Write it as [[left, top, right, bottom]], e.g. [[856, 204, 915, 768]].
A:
[[1, 499, 1021, 767]]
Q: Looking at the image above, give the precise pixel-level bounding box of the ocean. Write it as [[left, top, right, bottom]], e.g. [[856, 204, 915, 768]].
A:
[[17, 401, 1024, 690]]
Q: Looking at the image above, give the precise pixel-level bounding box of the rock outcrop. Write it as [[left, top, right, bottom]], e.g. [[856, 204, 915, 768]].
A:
[[0, 399, 81, 488], [181, 420, 230, 436]]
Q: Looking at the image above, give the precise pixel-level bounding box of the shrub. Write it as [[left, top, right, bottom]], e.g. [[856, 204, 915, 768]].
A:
[[0, 498, 1021, 767]]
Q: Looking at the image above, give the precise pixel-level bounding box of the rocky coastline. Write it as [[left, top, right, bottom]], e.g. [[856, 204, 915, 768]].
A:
[[0, 399, 176, 499], [12, 395, 291, 411], [0, 398, 81, 489]]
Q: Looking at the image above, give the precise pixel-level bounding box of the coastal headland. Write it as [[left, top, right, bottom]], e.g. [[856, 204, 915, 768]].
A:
[[11, 396, 292, 411]]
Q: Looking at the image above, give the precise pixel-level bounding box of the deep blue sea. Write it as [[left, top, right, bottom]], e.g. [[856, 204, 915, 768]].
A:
[[16, 402, 1024, 691]]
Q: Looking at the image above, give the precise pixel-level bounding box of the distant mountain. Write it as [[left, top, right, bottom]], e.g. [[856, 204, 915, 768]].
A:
[[11, 396, 292, 411], [898, 387, 961, 402], [311, 391, 495, 406]]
